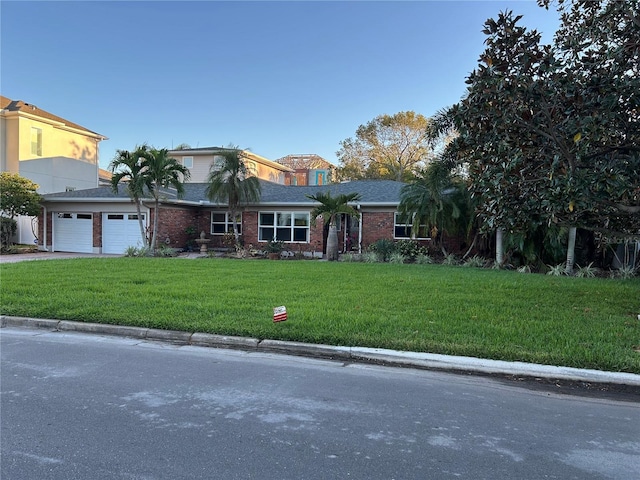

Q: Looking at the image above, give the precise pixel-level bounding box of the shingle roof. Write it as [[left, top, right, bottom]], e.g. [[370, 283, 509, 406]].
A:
[[257, 180, 404, 204], [0, 95, 105, 138], [42, 180, 406, 205]]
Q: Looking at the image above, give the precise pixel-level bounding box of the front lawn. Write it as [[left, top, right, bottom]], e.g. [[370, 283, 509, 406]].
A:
[[1, 258, 638, 373]]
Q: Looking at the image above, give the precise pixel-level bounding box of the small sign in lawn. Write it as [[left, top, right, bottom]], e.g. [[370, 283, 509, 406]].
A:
[[273, 306, 287, 323]]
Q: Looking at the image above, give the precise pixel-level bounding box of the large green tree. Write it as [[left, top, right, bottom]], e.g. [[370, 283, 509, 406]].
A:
[[307, 191, 361, 261], [0, 172, 41, 249], [0, 172, 41, 221], [109, 146, 150, 248], [205, 148, 261, 246], [435, 0, 639, 270], [141, 147, 191, 252], [336, 111, 433, 182]]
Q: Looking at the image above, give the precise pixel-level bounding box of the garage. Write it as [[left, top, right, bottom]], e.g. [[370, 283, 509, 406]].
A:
[[53, 213, 93, 253], [102, 213, 146, 254]]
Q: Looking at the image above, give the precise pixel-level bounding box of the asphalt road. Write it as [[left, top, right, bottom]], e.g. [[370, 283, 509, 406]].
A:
[[2, 328, 639, 480]]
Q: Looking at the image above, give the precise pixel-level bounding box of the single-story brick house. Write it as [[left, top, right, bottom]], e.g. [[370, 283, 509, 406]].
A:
[[38, 179, 435, 256]]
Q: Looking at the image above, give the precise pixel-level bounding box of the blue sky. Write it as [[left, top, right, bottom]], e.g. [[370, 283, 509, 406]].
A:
[[2, 1, 560, 169]]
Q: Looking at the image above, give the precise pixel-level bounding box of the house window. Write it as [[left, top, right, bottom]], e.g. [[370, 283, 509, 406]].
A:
[[211, 212, 242, 235], [246, 161, 257, 176], [182, 156, 193, 168], [31, 127, 42, 156], [259, 211, 309, 243], [65, 186, 76, 192], [394, 213, 429, 239], [212, 155, 226, 170]]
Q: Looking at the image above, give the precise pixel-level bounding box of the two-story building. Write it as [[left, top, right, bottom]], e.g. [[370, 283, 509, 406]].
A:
[[0, 96, 107, 244], [168, 147, 293, 184]]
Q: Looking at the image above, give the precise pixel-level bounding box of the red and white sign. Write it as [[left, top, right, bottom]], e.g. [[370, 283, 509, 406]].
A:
[[273, 306, 287, 323]]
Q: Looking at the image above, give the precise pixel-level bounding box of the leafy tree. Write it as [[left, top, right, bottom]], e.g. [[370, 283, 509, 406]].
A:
[[336, 111, 433, 182], [141, 147, 191, 251], [0, 172, 41, 220], [109, 146, 150, 248], [436, 0, 639, 270], [0, 172, 41, 249], [307, 191, 361, 261], [205, 148, 261, 246]]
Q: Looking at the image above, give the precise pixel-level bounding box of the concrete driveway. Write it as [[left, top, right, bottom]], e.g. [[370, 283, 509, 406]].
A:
[[0, 252, 121, 263]]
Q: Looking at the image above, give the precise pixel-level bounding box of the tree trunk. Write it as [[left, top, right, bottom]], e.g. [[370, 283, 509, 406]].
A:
[[496, 228, 504, 266], [134, 200, 148, 248], [231, 209, 240, 246], [462, 232, 478, 260], [326, 223, 339, 261], [151, 200, 160, 252], [565, 226, 577, 275]]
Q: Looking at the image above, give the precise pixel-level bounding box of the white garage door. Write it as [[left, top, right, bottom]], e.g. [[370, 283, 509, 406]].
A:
[[53, 213, 93, 253], [102, 213, 146, 254]]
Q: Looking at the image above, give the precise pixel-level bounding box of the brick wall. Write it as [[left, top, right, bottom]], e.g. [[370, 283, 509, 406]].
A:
[[361, 211, 395, 248], [38, 209, 52, 249], [149, 207, 203, 249]]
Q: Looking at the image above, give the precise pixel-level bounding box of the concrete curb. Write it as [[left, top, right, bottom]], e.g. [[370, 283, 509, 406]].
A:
[[259, 339, 352, 360], [3, 315, 640, 387]]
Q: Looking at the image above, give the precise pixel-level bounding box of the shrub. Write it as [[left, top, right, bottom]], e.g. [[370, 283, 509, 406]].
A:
[[517, 265, 531, 274], [575, 263, 598, 278], [154, 244, 179, 257], [610, 266, 637, 279], [266, 239, 285, 254], [0, 216, 17, 251], [389, 252, 407, 264], [340, 253, 359, 262], [221, 232, 237, 248], [442, 254, 458, 266], [124, 246, 150, 257], [361, 252, 379, 263], [415, 253, 433, 265], [546, 264, 565, 276], [463, 255, 487, 268], [394, 239, 423, 259], [368, 239, 396, 262]]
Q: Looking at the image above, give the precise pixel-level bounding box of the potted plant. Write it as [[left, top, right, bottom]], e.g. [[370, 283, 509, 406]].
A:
[[266, 239, 284, 260]]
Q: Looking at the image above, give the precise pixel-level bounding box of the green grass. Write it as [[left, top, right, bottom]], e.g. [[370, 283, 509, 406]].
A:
[[1, 258, 639, 373]]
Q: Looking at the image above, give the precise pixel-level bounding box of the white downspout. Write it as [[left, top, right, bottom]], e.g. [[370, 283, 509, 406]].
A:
[[42, 205, 48, 251], [357, 204, 362, 254]]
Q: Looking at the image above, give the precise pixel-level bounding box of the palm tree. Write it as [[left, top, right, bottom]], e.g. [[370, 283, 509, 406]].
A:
[[399, 160, 473, 256], [205, 148, 261, 246], [140, 147, 191, 251], [109, 146, 150, 248], [307, 191, 361, 261]]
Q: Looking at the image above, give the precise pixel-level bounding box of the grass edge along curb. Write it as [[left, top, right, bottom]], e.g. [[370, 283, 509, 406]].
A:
[[2, 315, 640, 388]]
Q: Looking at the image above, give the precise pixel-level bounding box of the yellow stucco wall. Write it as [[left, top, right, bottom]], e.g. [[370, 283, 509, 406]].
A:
[[1, 115, 20, 172], [1, 112, 100, 175], [179, 153, 286, 184], [15, 115, 99, 164]]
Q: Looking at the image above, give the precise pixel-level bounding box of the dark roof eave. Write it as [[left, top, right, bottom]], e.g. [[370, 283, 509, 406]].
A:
[[42, 197, 135, 203]]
